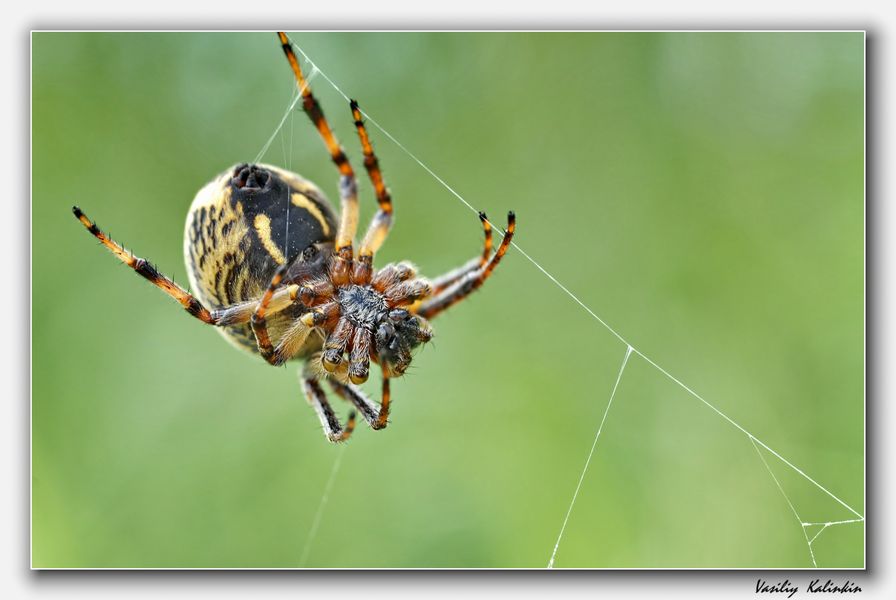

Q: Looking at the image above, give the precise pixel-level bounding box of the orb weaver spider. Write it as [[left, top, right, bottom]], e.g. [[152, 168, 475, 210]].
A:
[[72, 32, 515, 442]]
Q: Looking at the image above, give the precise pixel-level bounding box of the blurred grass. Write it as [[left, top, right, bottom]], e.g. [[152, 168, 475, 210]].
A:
[[32, 32, 864, 568]]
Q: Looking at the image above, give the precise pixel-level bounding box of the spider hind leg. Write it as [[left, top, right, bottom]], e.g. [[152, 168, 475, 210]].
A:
[[73, 206, 220, 324], [302, 376, 357, 443], [329, 376, 391, 431]]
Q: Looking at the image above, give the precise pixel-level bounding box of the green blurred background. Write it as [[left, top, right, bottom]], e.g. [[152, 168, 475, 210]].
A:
[[32, 32, 864, 568]]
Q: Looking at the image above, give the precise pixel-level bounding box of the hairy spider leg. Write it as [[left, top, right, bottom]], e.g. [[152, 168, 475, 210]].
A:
[[430, 211, 494, 294], [302, 375, 357, 443], [72, 206, 219, 323], [74, 205, 308, 364], [278, 32, 358, 261], [251, 262, 290, 363], [349, 100, 394, 285], [416, 211, 516, 321], [250, 262, 321, 366], [73, 206, 295, 328], [328, 377, 391, 431]]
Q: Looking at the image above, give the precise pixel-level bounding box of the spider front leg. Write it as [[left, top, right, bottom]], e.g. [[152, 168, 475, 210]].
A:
[[416, 211, 515, 320], [277, 32, 358, 263], [350, 100, 394, 284]]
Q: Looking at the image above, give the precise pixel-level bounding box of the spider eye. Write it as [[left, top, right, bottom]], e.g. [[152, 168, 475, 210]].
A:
[[389, 309, 410, 322], [376, 322, 396, 346]]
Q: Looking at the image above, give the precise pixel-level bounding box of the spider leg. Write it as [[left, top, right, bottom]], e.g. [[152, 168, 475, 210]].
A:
[[73, 206, 236, 325], [349, 101, 393, 284], [385, 279, 432, 307], [429, 211, 493, 294], [416, 211, 515, 321], [211, 287, 299, 326], [252, 262, 343, 366], [76, 205, 323, 364], [277, 32, 358, 258], [74, 206, 307, 337], [370, 261, 417, 293], [269, 319, 314, 366], [302, 375, 357, 443], [329, 376, 391, 431], [251, 262, 293, 364]]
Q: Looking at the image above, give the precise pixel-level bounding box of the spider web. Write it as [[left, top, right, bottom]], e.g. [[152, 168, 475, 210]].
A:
[[259, 34, 864, 569]]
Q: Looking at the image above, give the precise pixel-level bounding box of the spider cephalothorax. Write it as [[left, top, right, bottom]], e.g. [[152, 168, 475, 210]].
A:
[[72, 32, 514, 443], [298, 260, 434, 383]]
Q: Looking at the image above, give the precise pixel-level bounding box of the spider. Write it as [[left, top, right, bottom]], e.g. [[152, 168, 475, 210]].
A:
[[72, 32, 515, 442]]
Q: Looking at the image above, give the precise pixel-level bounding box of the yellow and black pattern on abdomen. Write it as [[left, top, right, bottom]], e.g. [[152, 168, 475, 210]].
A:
[[183, 163, 338, 354]]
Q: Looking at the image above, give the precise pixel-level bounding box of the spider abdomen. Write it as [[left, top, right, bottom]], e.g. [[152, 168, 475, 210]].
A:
[[183, 163, 338, 355]]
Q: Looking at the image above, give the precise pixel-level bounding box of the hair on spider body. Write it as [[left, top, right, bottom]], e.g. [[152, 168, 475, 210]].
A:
[[72, 32, 515, 443]]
